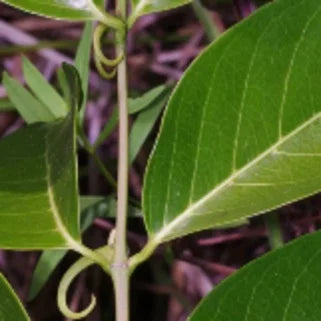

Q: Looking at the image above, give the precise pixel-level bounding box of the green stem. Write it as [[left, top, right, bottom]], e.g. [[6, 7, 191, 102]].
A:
[[78, 126, 117, 190], [192, 0, 219, 42], [114, 53, 129, 270], [128, 239, 158, 275], [264, 212, 284, 250], [112, 1, 130, 321]]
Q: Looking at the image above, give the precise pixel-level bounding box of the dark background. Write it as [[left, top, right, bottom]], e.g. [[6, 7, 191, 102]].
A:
[[1, 1, 321, 320]]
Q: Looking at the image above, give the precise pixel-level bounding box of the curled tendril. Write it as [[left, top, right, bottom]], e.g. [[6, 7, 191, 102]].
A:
[[94, 24, 124, 67], [93, 23, 124, 80], [94, 54, 117, 80], [57, 256, 96, 319], [57, 245, 114, 319]]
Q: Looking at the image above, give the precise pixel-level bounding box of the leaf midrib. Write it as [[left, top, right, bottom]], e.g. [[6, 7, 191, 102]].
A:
[[150, 1, 321, 243], [153, 110, 321, 243]]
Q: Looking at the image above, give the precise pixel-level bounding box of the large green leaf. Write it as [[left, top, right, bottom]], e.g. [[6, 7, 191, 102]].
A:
[[1, 0, 101, 21], [189, 230, 321, 321], [143, 0, 321, 243], [128, 0, 191, 26], [0, 109, 80, 249], [0, 274, 29, 321]]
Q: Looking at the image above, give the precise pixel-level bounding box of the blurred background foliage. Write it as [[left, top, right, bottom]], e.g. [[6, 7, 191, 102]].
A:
[[2, 1, 321, 320]]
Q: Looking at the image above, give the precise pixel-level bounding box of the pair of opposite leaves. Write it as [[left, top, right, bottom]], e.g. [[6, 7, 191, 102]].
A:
[[2, 0, 321, 320], [1, 0, 321, 272]]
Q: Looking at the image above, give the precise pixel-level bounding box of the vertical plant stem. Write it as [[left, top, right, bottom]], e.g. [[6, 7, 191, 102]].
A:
[[113, 0, 129, 320], [192, 0, 219, 42], [264, 212, 284, 250]]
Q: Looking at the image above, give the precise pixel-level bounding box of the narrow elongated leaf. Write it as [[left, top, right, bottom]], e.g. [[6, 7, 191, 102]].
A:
[[189, 230, 321, 321], [75, 22, 93, 125], [23, 57, 68, 118], [144, 0, 321, 243], [27, 250, 66, 302], [94, 85, 169, 148], [129, 90, 169, 163], [129, 85, 167, 115], [1, 0, 97, 21], [0, 109, 79, 249], [0, 274, 29, 321], [129, 0, 191, 26], [58, 63, 84, 110], [3, 73, 56, 124]]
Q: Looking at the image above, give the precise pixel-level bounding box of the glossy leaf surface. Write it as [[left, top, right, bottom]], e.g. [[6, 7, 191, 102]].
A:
[[144, 0, 321, 243], [0, 274, 29, 321], [0, 110, 79, 249], [189, 230, 321, 321], [1, 0, 98, 21]]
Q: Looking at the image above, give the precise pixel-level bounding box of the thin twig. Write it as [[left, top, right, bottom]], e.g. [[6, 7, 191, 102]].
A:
[[112, 0, 130, 320], [78, 126, 117, 190]]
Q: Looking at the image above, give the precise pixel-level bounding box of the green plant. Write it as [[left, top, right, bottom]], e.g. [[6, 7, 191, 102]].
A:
[[1, 0, 321, 320]]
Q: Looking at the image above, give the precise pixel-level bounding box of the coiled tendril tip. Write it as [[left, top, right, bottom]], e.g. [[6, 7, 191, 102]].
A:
[[57, 256, 96, 320], [93, 23, 124, 80]]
